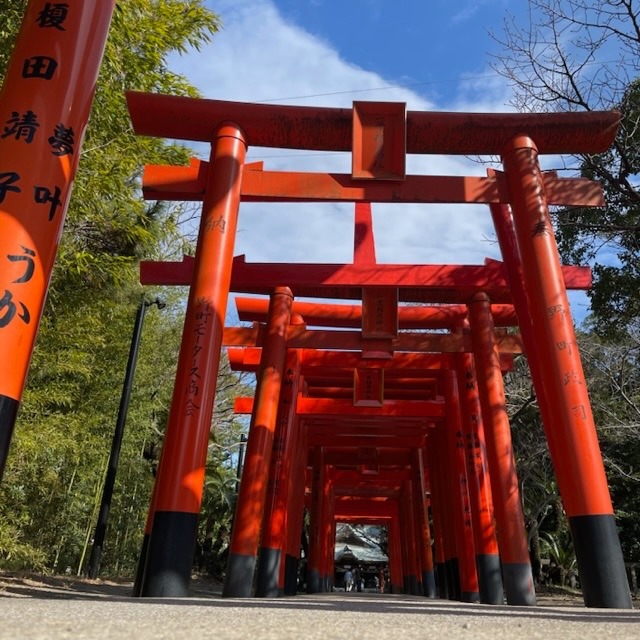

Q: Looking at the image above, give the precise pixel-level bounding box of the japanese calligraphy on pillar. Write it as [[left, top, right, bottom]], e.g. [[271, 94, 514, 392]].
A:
[[183, 298, 212, 417], [0, 1, 116, 402]]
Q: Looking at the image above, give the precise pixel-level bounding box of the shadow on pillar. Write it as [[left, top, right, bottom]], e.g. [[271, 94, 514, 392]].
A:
[[477, 553, 504, 604], [284, 555, 299, 595], [142, 511, 198, 597], [223, 552, 256, 598], [571, 514, 632, 608], [422, 570, 436, 598], [255, 547, 281, 597]]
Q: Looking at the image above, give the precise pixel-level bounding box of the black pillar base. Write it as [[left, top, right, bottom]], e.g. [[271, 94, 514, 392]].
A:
[[477, 553, 504, 604], [422, 570, 436, 597], [284, 555, 298, 595], [445, 558, 461, 600], [461, 590, 481, 603], [255, 547, 281, 597], [223, 551, 257, 597], [502, 562, 536, 605], [142, 511, 198, 597], [306, 568, 321, 593], [0, 394, 19, 482], [570, 514, 632, 608], [435, 562, 448, 599]]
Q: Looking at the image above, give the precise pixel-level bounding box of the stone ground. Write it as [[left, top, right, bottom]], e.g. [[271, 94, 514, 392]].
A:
[[1, 572, 638, 640]]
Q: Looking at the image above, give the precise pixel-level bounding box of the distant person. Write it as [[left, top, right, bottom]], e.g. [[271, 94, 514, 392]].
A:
[[344, 568, 353, 592], [378, 567, 386, 593], [354, 566, 362, 592]]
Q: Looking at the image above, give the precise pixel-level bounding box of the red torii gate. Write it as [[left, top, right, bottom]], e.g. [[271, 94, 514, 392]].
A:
[[228, 296, 518, 603], [126, 92, 630, 608]]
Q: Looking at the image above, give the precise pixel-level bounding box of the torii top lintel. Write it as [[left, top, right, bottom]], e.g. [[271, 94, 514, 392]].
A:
[[126, 91, 619, 156]]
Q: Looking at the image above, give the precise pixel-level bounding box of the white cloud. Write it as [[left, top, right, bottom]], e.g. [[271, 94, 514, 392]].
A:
[[162, 0, 511, 270]]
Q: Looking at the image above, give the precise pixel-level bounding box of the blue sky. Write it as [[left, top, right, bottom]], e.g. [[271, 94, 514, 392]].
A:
[[165, 0, 592, 321]]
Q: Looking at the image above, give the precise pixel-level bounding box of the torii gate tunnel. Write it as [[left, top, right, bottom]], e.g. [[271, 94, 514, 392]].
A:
[[126, 91, 631, 608]]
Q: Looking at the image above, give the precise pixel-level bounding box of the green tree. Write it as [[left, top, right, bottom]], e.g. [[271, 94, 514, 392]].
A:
[[490, 0, 640, 336]]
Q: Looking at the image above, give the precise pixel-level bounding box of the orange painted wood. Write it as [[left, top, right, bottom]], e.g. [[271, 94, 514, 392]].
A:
[[142, 160, 605, 206], [153, 124, 247, 514], [0, 2, 116, 401], [127, 91, 619, 155], [352, 101, 406, 180], [141, 254, 591, 303], [235, 298, 520, 328], [502, 136, 615, 517]]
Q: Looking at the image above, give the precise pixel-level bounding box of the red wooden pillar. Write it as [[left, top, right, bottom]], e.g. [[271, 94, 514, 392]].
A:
[[456, 349, 503, 604], [307, 446, 325, 593], [388, 509, 404, 594], [143, 123, 247, 597], [322, 484, 335, 591], [283, 414, 306, 595], [444, 370, 480, 602], [412, 448, 436, 597], [501, 136, 631, 608], [427, 438, 449, 599], [0, 1, 117, 481], [426, 434, 449, 598], [433, 425, 460, 599], [255, 349, 300, 597], [468, 293, 536, 605], [489, 199, 555, 591], [223, 287, 293, 597], [401, 479, 422, 595]]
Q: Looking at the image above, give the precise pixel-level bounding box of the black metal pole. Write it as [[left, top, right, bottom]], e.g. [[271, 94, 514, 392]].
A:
[[87, 297, 158, 578], [235, 434, 246, 493]]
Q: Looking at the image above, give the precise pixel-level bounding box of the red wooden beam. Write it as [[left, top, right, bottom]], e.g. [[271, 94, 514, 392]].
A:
[[126, 92, 619, 155], [323, 449, 413, 466], [226, 347, 513, 373], [306, 433, 428, 449], [329, 469, 412, 484], [140, 254, 591, 303], [141, 161, 605, 206], [221, 325, 523, 354], [235, 298, 520, 329], [296, 396, 445, 418]]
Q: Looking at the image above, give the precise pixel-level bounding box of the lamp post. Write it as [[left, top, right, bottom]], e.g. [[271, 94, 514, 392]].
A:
[[87, 296, 165, 579]]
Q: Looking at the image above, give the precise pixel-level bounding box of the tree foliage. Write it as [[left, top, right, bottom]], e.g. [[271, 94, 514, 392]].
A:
[[0, 1, 250, 577], [490, 0, 640, 336]]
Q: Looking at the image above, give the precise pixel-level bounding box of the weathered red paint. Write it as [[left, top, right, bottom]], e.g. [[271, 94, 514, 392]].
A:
[[126, 92, 618, 155], [0, 1, 116, 403], [152, 124, 247, 515], [228, 287, 293, 559]]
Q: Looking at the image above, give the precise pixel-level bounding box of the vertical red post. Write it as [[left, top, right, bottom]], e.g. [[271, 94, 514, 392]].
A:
[[426, 436, 449, 598], [444, 370, 480, 602], [388, 508, 404, 594], [223, 287, 293, 597], [456, 348, 503, 604], [489, 199, 560, 468], [401, 479, 421, 595], [283, 414, 306, 595], [0, 1, 116, 481], [142, 123, 247, 597], [306, 446, 325, 593], [468, 293, 536, 605], [255, 348, 300, 597], [502, 137, 631, 608], [412, 448, 436, 597], [322, 484, 335, 591]]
